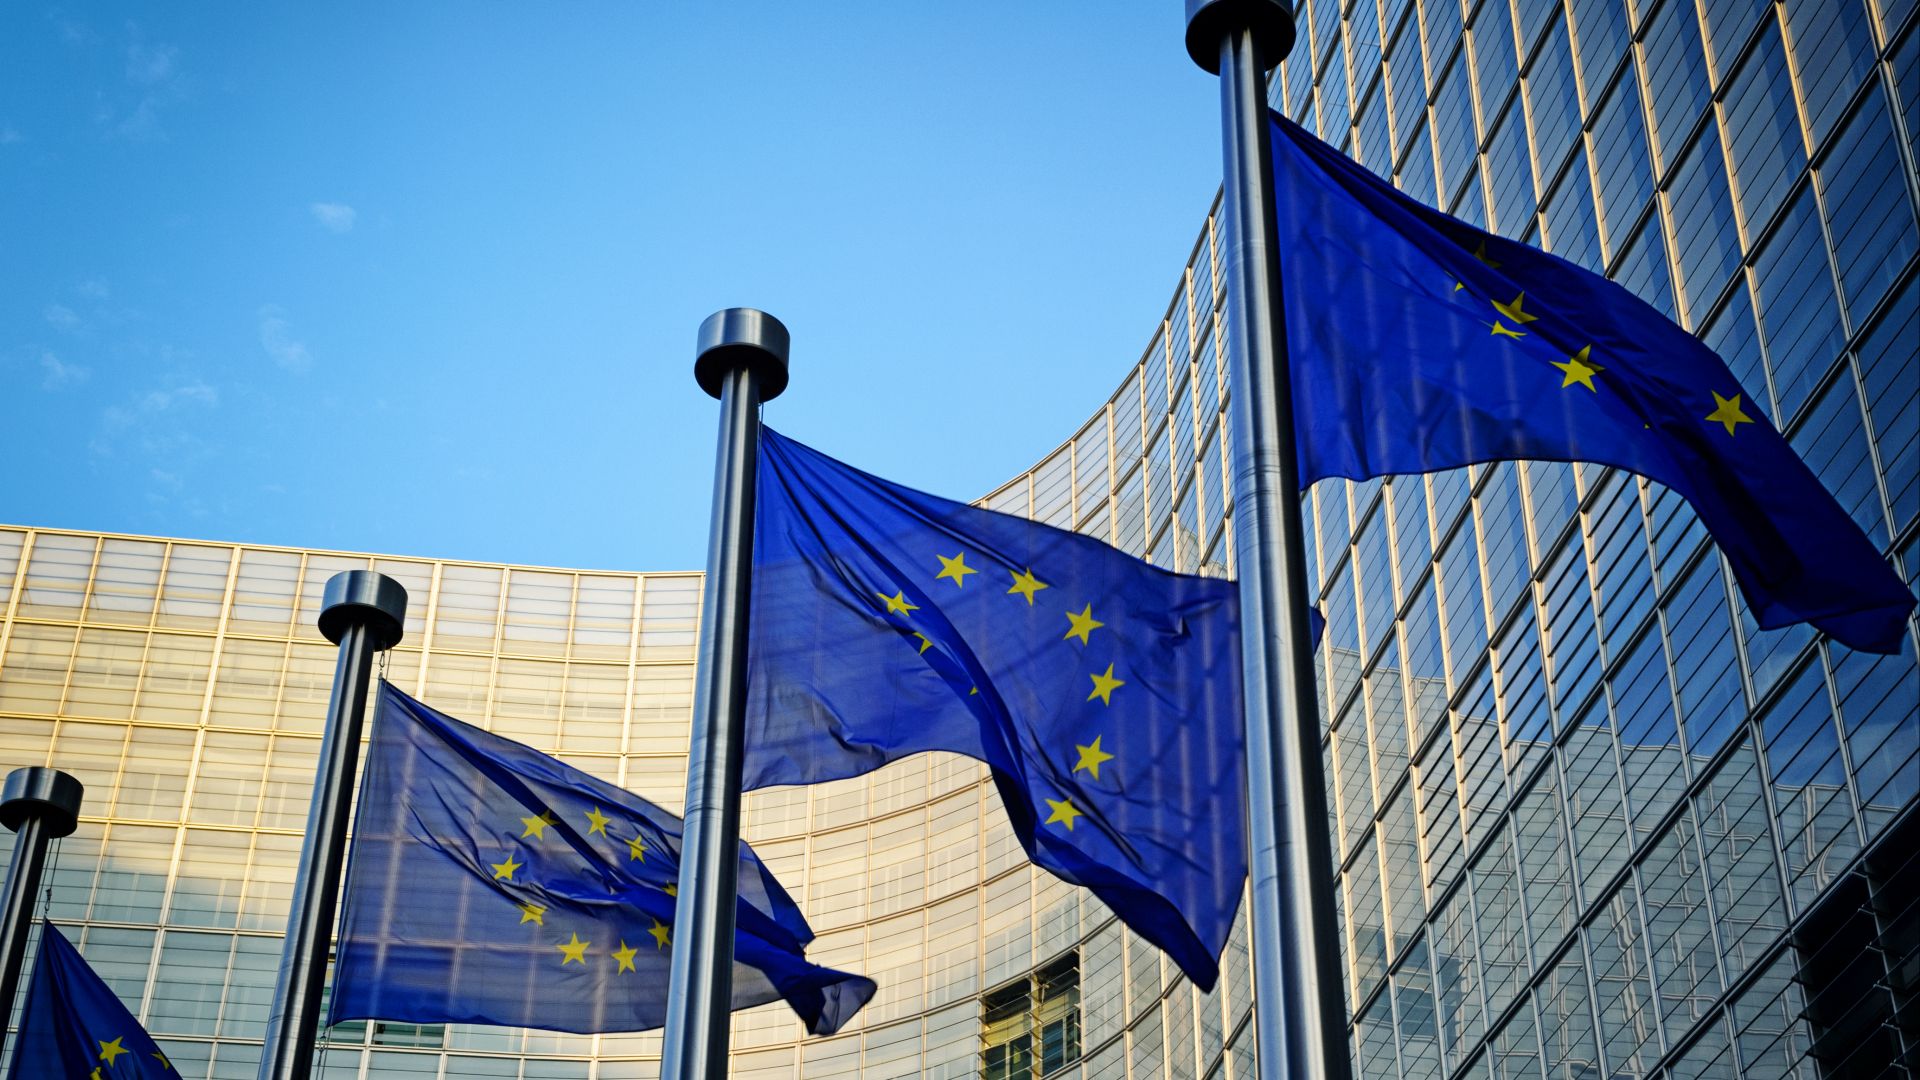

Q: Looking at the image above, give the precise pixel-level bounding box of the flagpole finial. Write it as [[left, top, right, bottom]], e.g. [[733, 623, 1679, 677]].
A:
[[695, 307, 790, 402], [0, 768, 82, 840], [319, 570, 408, 651], [1185, 0, 1295, 73]]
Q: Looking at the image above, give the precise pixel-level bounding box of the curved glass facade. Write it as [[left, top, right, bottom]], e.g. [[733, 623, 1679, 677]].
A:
[[2, 0, 1917, 1075]]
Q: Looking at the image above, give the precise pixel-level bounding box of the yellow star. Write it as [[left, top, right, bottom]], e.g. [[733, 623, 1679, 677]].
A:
[[519, 901, 546, 925], [1455, 241, 1503, 290], [153, 1051, 174, 1071], [1706, 391, 1754, 435], [1086, 664, 1125, 706], [1073, 736, 1116, 780], [520, 811, 557, 840], [557, 932, 590, 965], [92, 1070, 103, 1080], [584, 806, 611, 836], [627, 835, 648, 862], [1062, 604, 1104, 645], [913, 631, 934, 654], [935, 551, 977, 587], [1492, 292, 1538, 324], [491, 853, 521, 881], [665, 882, 678, 897], [1490, 321, 1527, 339], [1007, 568, 1048, 605], [876, 589, 919, 616], [611, 939, 638, 973], [649, 918, 673, 949], [1552, 345, 1603, 391], [1044, 797, 1084, 831], [98, 1037, 128, 1065]]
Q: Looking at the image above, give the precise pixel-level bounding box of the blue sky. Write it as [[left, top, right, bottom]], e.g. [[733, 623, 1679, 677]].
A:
[[1, 5, 1222, 572]]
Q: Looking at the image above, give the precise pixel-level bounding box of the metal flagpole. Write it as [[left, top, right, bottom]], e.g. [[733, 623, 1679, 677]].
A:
[[0, 766, 82, 1058], [258, 570, 407, 1080], [1185, 2, 1354, 1078], [661, 307, 790, 1079]]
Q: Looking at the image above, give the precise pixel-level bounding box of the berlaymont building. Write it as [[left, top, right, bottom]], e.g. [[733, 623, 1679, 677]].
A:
[[2, 0, 1917, 1075]]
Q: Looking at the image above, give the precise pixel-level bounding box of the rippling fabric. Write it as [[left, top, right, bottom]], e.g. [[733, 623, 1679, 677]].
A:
[[7, 923, 172, 1080], [743, 427, 1261, 988], [329, 682, 873, 1035], [1269, 112, 1915, 652]]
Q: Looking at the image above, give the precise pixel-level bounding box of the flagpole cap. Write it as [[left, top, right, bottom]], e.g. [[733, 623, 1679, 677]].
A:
[[1, 767, 83, 838], [318, 570, 408, 650], [695, 308, 790, 402], [1185, 0, 1296, 73]]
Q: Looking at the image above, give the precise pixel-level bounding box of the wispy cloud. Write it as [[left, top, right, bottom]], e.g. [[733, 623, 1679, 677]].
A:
[[258, 305, 312, 373], [92, 374, 220, 464], [44, 304, 81, 330], [0, 127, 21, 145], [94, 26, 185, 142], [39, 351, 89, 389], [77, 278, 110, 300], [309, 202, 357, 234]]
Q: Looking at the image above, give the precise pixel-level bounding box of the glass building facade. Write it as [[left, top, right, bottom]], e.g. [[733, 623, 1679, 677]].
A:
[[1, 0, 1917, 1074]]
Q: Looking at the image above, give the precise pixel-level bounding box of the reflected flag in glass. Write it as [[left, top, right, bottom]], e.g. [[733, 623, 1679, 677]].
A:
[[328, 682, 874, 1035], [1266, 111, 1914, 652], [7, 922, 175, 1080], [744, 428, 1268, 989]]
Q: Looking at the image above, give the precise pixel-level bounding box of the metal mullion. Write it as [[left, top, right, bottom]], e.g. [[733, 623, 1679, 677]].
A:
[[413, 561, 441, 700], [618, 573, 644, 789], [51, 534, 105, 718], [0, 530, 34, 686]]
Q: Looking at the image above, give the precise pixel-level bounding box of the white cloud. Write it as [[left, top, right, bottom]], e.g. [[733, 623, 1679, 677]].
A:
[[39, 351, 89, 389], [135, 381, 217, 412], [258, 305, 312, 373], [309, 202, 357, 233], [44, 304, 81, 330], [125, 39, 177, 86], [77, 278, 110, 300]]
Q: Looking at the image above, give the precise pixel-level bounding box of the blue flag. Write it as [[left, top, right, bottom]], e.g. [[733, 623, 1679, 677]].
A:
[[1268, 112, 1915, 652], [7, 922, 176, 1080], [328, 682, 874, 1035], [744, 428, 1253, 988]]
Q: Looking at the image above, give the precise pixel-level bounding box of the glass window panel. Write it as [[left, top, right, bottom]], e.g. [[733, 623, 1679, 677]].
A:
[[1782, 0, 1879, 148], [1473, 834, 1529, 1017], [1471, 0, 1520, 130], [1702, 280, 1766, 411], [1611, 626, 1687, 834], [1537, 949, 1602, 1079], [66, 628, 145, 720], [113, 725, 193, 822], [1541, 151, 1602, 271], [172, 827, 249, 927], [1563, 696, 1633, 903], [88, 539, 164, 625], [1380, 785, 1425, 957], [1721, 26, 1804, 249], [1586, 476, 1655, 647], [229, 549, 300, 635], [1788, 366, 1885, 546], [1347, 833, 1391, 999], [1495, 608, 1552, 785], [1663, 560, 1744, 757], [148, 931, 231, 1036], [0, 530, 21, 609], [1664, 128, 1743, 328], [1417, 730, 1465, 895], [1825, 640, 1919, 833], [1816, 93, 1920, 321], [90, 823, 175, 923], [1638, 0, 1712, 174], [1694, 740, 1787, 983], [1484, 102, 1538, 237], [1587, 889, 1661, 1076], [1701, 0, 1771, 83], [570, 574, 635, 659], [135, 632, 212, 726], [1540, 536, 1603, 721], [1857, 276, 1919, 534], [1431, 885, 1485, 1066], [1523, 19, 1583, 184], [156, 545, 231, 630], [1570, 0, 1631, 95], [21, 533, 96, 618], [1753, 189, 1845, 422], [1433, 56, 1479, 203], [1759, 660, 1860, 909], [1610, 215, 1676, 325], [1393, 940, 1445, 1080], [1454, 669, 1507, 847], [1640, 811, 1723, 1034]]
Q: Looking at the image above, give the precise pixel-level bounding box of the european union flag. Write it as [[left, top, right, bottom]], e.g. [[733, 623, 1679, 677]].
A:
[[1267, 112, 1915, 652], [7, 922, 175, 1080], [744, 428, 1249, 988], [329, 682, 874, 1035]]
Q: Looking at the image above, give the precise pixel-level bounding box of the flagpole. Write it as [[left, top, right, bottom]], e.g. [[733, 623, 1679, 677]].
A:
[[1185, 2, 1353, 1078], [662, 307, 790, 1079], [0, 767, 82, 1057], [258, 570, 407, 1080]]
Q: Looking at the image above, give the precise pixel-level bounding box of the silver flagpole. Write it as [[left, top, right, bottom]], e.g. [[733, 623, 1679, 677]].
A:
[[0, 766, 83, 1058], [258, 570, 407, 1080], [1185, 2, 1353, 1078], [661, 308, 790, 1079]]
